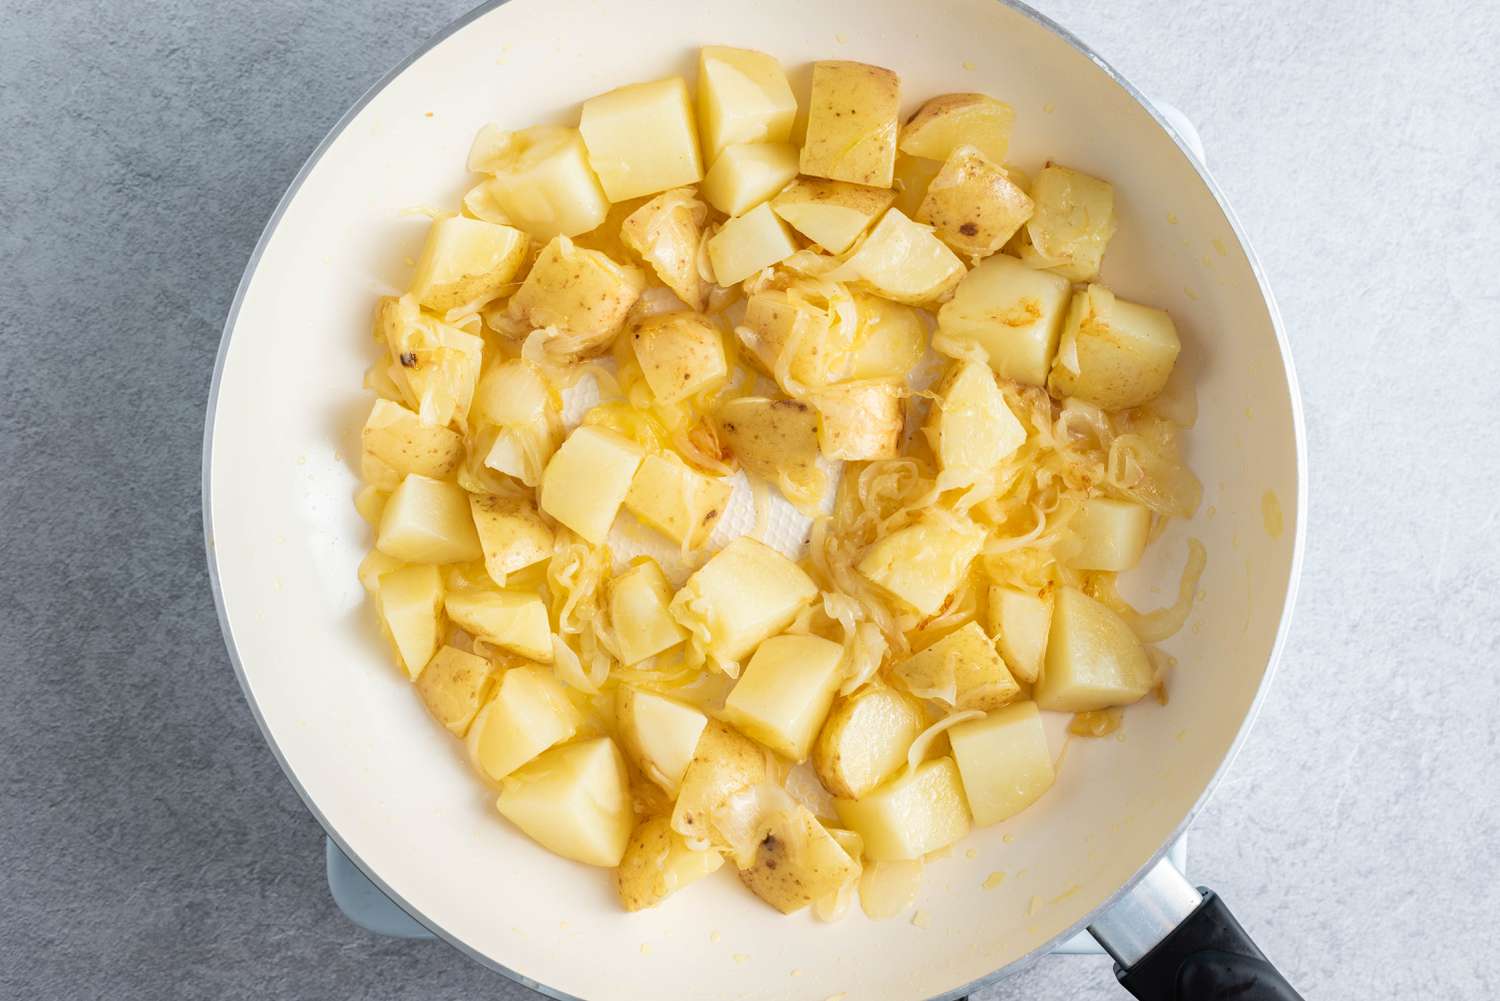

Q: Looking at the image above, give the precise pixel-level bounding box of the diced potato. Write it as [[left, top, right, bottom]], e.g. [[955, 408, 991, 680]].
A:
[[375, 564, 443, 678], [669, 537, 819, 666], [770, 178, 895, 255], [697, 46, 797, 161], [539, 425, 645, 544], [701, 143, 798, 217], [917, 145, 1033, 259], [410, 215, 528, 312], [414, 645, 496, 736], [467, 124, 609, 240], [630, 311, 728, 404], [738, 805, 859, 913], [471, 359, 552, 429], [1017, 164, 1117, 282], [580, 77, 703, 202], [468, 494, 554, 582], [856, 514, 986, 616], [617, 816, 724, 911], [377, 297, 484, 427], [801, 60, 899, 187], [507, 236, 645, 359], [482, 418, 559, 488], [722, 634, 844, 761], [834, 757, 971, 861], [813, 686, 924, 799], [936, 253, 1072, 386], [468, 665, 582, 781], [359, 549, 405, 593], [1049, 284, 1182, 411], [810, 380, 904, 461], [360, 399, 464, 490], [616, 685, 707, 794], [899, 93, 1015, 165], [715, 396, 821, 485], [892, 154, 942, 218], [623, 453, 732, 550], [444, 588, 552, 662], [620, 188, 709, 310], [609, 561, 688, 666], [354, 483, 390, 525], [1034, 587, 1153, 712], [948, 701, 1054, 826], [925, 361, 1026, 476], [671, 720, 768, 845], [846, 294, 926, 380], [987, 586, 1050, 685], [376, 474, 482, 564], [893, 621, 1019, 711], [1064, 497, 1151, 571], [496, 737, 634, 867], [707, 203, 798, 286], [827, 209, 965, 305], [741, 289, 855, 389]]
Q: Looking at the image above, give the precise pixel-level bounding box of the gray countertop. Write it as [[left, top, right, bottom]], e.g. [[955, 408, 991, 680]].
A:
[[1, 1, 1497, 998]]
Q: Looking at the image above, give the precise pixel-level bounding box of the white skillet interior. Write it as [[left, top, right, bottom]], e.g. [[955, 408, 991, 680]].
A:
[[205, 0, 1303, 998]]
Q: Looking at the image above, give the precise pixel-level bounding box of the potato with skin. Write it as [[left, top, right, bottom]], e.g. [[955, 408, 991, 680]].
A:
[[360, 399, 465, 490], [377, 296, 484, 428], [580, 77, 703, 201], [813, 686, 925, 799], [617, 816, 724, 911], [375, 564, 443, 678], [770, 178, 895, 255], [987, 586, 1050, 684], [740, 289, 855, 390], [507, 236, 645, 359], [539, 425, 645, 545], [630, 312, 728, 405], [936, 253, 1073, 387], [737, 805, 860, 914], [670, 721, 768, 846], [410, 215, 529, 312], [468, 494, 553, 583], [414, 645, 496, 736], [609, 561, 688, 667], [496, 737, 634, 867], [917, 145, 1034, 259], [810, 380, 904, 461], [715, 396, 821, 485], [623, 453, 732, 550], [377, 474, 483, 564], [899, 93, 1015, 165], [444, 588, 551, 662], [467, 124, 609, 240], [826, 209, 966, 305], [856, 514, 986, 617], [707, 202, 799, 286], [892, 154, 942, 218], [616, 685, 708, 795], [620, 188, 709, 310], [701, 143, 798, 217], [697, 46, 797, 161], [1034, 587, 1153, 712], [1016, 164, 1117, 282], [894, 621, 1020, 711], [1049, 284, 1181, 411], [801, 61, 900, 187], [834, 757, 972, 861]]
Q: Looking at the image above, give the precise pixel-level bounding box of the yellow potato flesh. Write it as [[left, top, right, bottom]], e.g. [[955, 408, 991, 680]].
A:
[[696, 46, 797, 161], [1034, 586, 1153, 712], [468, 493, 553, 583], [1049, 284, 1181, 411], [580, 77, 703, 201], [936, 253, 1072, 387], [496, 737, 634, 867], [801, 60, 899, 187], [669, 537, 818, 665], [707, 202, 798, 286], [468, 666, 582, 781], [722, 634, 844, 761], [813, 687, 924, 799], [616, 685, 707, 795], [608, 561, 687, 667], [1064, 497, 1151, 572], [468, 124, 609, 240], [856, 515, 986, 616], [622, 453, 732, 550], [376, 474, 482, 565], [987, 586, 1050, 685], [770, 178, 894, 255], [414, 645, 496, 736], [375, 564, 443, 678], [700, 142, 798, 217], [834, 757, 972, 861], [443, 588, 552, 662], [948, 701, 1054, 826], [538, 425, 644, 545], [410, 215, 528, 312]]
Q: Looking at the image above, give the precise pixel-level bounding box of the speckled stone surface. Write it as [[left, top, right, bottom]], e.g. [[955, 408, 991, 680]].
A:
[[1, 1, 1497, 998]]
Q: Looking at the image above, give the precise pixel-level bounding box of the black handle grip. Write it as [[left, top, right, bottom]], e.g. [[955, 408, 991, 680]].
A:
[[1116, 888, 1303, 1001]]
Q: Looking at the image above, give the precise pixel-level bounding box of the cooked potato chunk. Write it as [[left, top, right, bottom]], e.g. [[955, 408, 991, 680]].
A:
[[444, 588, 552, 662], [899, 93, 1015, 165], [697, 46, 797, 161], [722, 634, 844, 761], [738, 805, 859, 913], [892, 154, 942, 218], [496, 737, 634, 867], [741, 289, 855, 389], [834, 757, 971, 861], [801, 60, 899, 187], [810, 380, 904, 461], [471, 359, 552, 429], [671, 720, 768, 845], [377, 474, 483, 564], [1034, 587, 1153, 712], [623, 453, 732, 550], [360, 399, 464, 490], [813, 686, 924, 799], [580, 77, 703, 201], [410, 215, 528, 312], [893, 621, 1019, 711], [377, 297, 484, 427], [669, 537, 819, 666], [1049, 284, 1181, 411], [468, 665, 582, 781], [467, 124, 609, 240], [827, 209, 965, 304], [987, 586, 1049, 684], [770, 178, 895, 255], [856, 514, 986, 616], [468, 493, 553, 582], [617, 816, 724, 911], [1064, 497, 1151, 571], [1016, 164, 1116, 281], [925, 361, 1026, 476], [715, 396, 822, 485], [507, 237, 645, 359], [917, 145, 1033, 259], [375, 564, 443, 678], [936, 253, 1072, 386], [482, 419, 559, 488], [707, 202, 798, 286], [948, 701, 1054, 826], [609, 561, 688, 667], [539, 425, 645, 544], [846, 294, 925, 380], [616, 685, 708, 795], [701, 143, 798, 217], [620, 188, 709, 310], [630, 311, 728, 404], [359, 549, 404, 593], [414, 645, 496, 736]]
